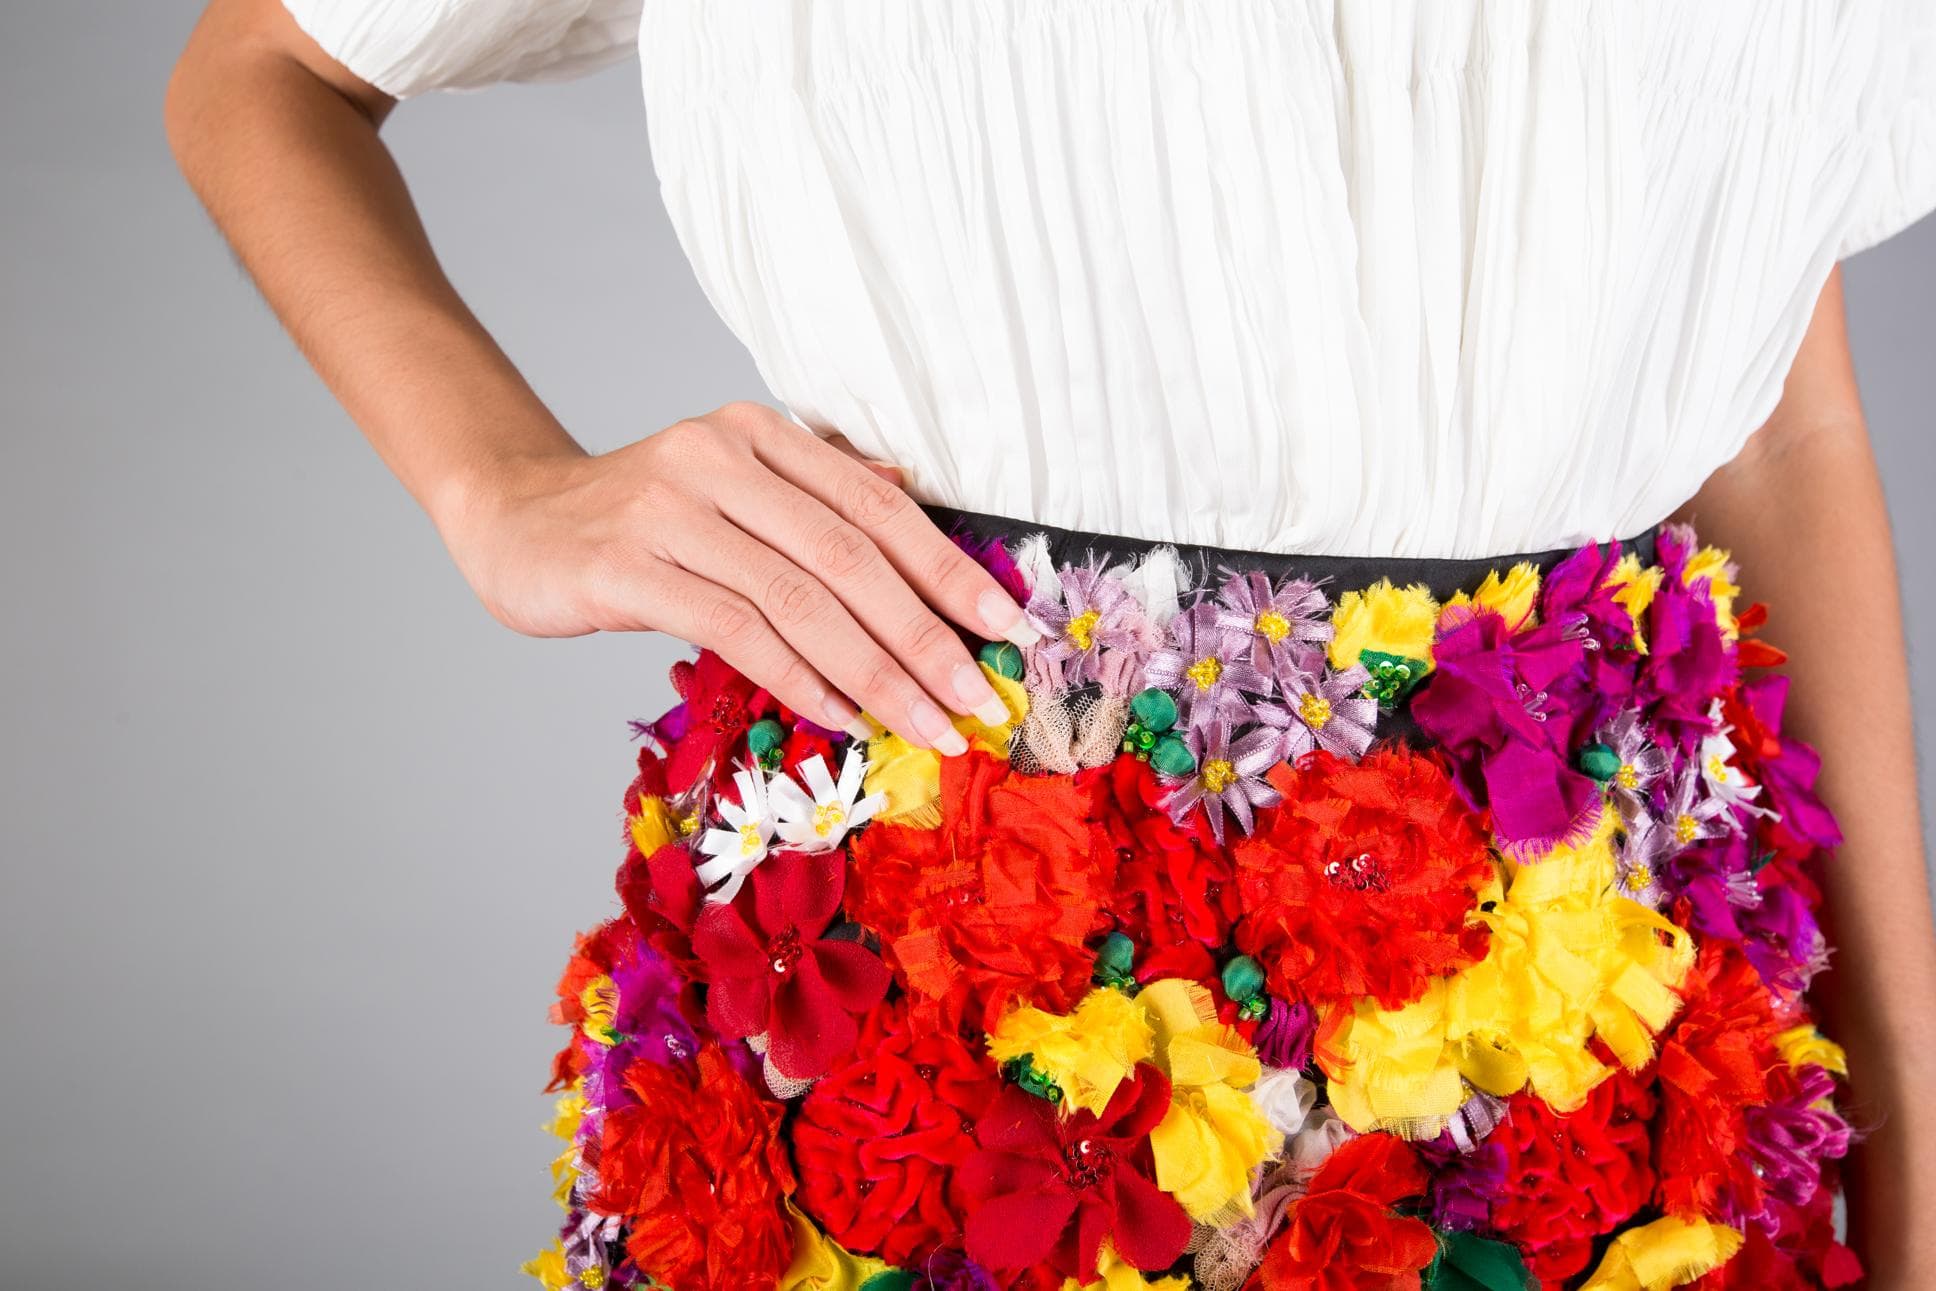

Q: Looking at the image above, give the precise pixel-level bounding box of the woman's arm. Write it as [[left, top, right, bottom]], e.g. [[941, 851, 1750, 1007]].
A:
[[1674, 266, 1936, 1285], [164, 0, 1034, 756]]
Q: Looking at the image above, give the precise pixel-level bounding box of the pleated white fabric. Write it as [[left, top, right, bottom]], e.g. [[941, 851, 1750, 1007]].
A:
[[286, 0, 1936, 558]]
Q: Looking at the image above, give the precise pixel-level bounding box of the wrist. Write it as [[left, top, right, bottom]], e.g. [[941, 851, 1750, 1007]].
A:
[[423, 441, 587, 543]]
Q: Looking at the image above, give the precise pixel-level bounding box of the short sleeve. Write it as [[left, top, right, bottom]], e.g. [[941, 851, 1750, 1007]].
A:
[[282, 0, 643, 99], [1840, 8, 1936, 258]]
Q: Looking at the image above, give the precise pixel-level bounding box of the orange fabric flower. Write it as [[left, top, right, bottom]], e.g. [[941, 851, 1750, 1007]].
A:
[[1254, 1134, 1439, 1290], [1232, 748, 1495, 1010], [847, 750, 1117, 1036], [590, 1045, 797, 1290]]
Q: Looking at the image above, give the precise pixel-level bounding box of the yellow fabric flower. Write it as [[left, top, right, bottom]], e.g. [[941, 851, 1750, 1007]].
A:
[[628, 795, 678, 855], [1605, 555, 1664, 652], [1137, 979, 1275, 1223], [522, 1241, 573, 1290], [1682, 545, 1741, 637], [1328, 580, 1440, 672], [1322, 816, 1693, 1134], [863, 664, 1027, 827], [544, 1085, 587, 1209], [779, 1202, 895, 1290], [1444, 562, 1542, 629], [1580, 1215, 1745, 1289], [987, 986, 1153, 1116], [1059, 1242, 1192, 1291], [1775, 1023, 1849, 1076]]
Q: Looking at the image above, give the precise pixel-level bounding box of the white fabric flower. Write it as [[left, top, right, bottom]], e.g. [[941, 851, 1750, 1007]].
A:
[[1698, 701, 1772, 818], [769, 750, 885, 851], [1248, 1067, 1319, 1140], [694, 767, 776, 902]]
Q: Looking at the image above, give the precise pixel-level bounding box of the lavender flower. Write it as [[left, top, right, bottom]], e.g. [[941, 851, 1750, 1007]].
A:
[[1598, 708, 1672, 829], [1164, 715, 1282, 841], [1263, 656, 1378, 761], [1214, 571, 1332, 683], [1144, 602, 1273, 733], [1027, 563, 1154, 691]]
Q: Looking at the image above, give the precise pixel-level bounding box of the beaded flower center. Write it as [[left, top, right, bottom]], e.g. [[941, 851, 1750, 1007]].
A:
[[738, 822, 765, 856], [1673, 813, 1700, 845], [1323, 851, 1391, 893], [1254, 609, 1291, 643], [1186, 656, 1224, 691], [768, 927, 804, 976], [1066, 609, 1102, 651], [1624, 863, 1654, 893], [1298, 693, 1334, 730], [1200, 758, 1237, 793], [1615, 764, 1641, 790], [578, 1269, 607, 1289], [1061, 1137, 1114, 1189], [1705, 754, 1733, 784], [811, 802, 847, 838]]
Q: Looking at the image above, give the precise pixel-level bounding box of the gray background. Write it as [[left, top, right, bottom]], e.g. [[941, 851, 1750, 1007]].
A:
[[1, 6, 1930, 1289]]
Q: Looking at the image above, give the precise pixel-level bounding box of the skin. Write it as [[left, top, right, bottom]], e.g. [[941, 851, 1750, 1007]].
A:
[[169, 2, 1933, 1280], [1675, 267, 1936, 1286]]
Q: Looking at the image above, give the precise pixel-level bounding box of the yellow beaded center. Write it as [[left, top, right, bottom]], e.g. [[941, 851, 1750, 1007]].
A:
[[1615, 764, 1640, 790], [812, 803, 847, 838], [1186, 656, 1224, 691], [1298, 693, 1334, 730], [1200, 758, 1237, 793], [1674, 813, 1700, 845], [1705, 754, 1733, 784], [738, 822, 765, 855], [1066, 609, 1102, 651], [579, 1270, 607, 1290], [1624, 864, 1654, 892], [1255, 609, 1292, 644]]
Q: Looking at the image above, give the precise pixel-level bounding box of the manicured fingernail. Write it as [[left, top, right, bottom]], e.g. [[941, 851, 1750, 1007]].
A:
[[908, 697, 969, 757], [824, 695, 875, 742], [977, 589, 1041, 647], [954, 662, 1011, 727]]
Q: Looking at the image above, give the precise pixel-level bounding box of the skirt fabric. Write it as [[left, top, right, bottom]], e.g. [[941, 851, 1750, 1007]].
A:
[[526, 510, 1857, 1291]]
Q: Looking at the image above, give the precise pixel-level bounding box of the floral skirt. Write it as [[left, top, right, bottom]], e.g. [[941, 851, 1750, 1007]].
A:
[[525, 508, 1860, 1291]]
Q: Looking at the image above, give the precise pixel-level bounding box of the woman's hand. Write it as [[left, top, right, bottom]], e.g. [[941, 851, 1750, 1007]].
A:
[[437, 402, 1038, 754]]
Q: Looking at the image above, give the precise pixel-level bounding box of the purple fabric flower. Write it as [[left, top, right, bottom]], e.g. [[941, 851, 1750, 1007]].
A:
[[1598, 708, 1672, 829], [1539, 542, 1641, 722], [1145, 602, 1273, 733], [1738, 877, 1832, 992], [1410, 607, 1601, 855], [1733, 674, 1844, 852], [1252, 994, 1317, 1071], [951, 530, 1030, 608], [1259, 658, 1378, 761], [1633, 526, 1737, 753], [1414, 1131, 1510, 1233], [911, 1248, 1002, 1291], [1741, 1065, 1854, 1232], [1164, 715, 1282, 841], [1027, 563, 1157, 693], [1214, 571, 1332, 686]]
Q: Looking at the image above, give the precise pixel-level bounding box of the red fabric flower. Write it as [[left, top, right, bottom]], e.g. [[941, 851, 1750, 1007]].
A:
[[793, 1001, 999, 1264], [619, 841, 707, 975], [1253, 1134, 1439, 1290], [959, 1064, 1191, 1282], [1488, 1071, 1658, 1282], [1655, 943, 1786, 1223], [1691, 1185, 1863, 1290], [848, 751, 1117, 1037], [1088, 756, 1242, 951], [650, 651, 776, 795], [1231, 748, 1494, 1010], [692, 851, 891, 1079], [591, 1044, 797, 1290]]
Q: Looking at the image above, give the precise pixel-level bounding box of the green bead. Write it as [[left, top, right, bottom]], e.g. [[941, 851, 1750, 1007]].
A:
[[1221, 954, 1267, 1004], [859, 1273, 915, 1291], [1358, 651, 1429, 708], [1095, 931, 1136, 978], [1576, 742, 1621, 782], [977, 640, 1025, 681], [746, 718, 786, 757], [1148, 733, 1197, 778], [1129, 687, 1180, 734]]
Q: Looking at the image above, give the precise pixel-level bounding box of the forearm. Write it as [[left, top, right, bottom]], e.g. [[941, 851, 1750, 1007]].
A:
[[164, 0, 581, 532], [1673, 273, 1936, 1280]]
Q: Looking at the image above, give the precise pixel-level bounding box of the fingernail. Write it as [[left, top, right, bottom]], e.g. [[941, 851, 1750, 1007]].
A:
[[954, 662, 1011, 727], [977, 589, 1041, 647], [908, 697, 969, 757], [824, 695, 875, 743]]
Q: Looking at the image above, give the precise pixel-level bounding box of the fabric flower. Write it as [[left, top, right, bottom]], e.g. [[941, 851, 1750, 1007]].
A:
[[793, 1002, 998, 1264], [1720, 674, 1842, 859], [1144, 602, 1272, 732], [1030, 563, 1160, 692], [769, 750, 886, 851], [1327, 579, 1439, 706], [1213, 571, 1332, 684], [692, 851, 891, 1080], [696, 765, 778, 902], [1136, 978, 1276, 1222], [959, 1065, 1192, 1282], [909, 1247, 1004, 1291], [1254, 1134, 1439, 1290], [1597, 708, 1672, 829], [1580, 1215, 1745, 1291], [1089, 756, 1242, 950], [1742, 1063, 1852, 1225], [590, 1045, 797, 1289], [1411, 605, 1603, 855], [1267, 659, 1378, 761], [987, 987, 1154, 1116], [848, 750, 1117, 1036], [1486, 1072, 1658, 1283], [1632, 527, 1738, 753], [1696, 704, 1769, 819], [646, 650, 777, 795], [1232, 748, 1495, 1010], [1162, 716, 1284, 841]]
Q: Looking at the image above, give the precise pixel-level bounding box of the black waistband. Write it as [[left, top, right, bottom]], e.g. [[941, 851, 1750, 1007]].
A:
[[923, 504, 1659, 602]]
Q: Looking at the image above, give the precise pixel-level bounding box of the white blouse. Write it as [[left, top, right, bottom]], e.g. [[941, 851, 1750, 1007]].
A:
[[285, 0, 1936, 558]]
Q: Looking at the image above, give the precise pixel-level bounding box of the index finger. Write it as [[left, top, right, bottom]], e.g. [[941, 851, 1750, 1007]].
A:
[[753, 425, 1041, 648]]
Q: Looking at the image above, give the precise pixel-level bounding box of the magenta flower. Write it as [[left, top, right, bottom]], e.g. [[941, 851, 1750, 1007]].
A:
[[1633, 527, 1738, 753], [1740, 1065, 1853, 1232], [1144, 602, 1273, 733]]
